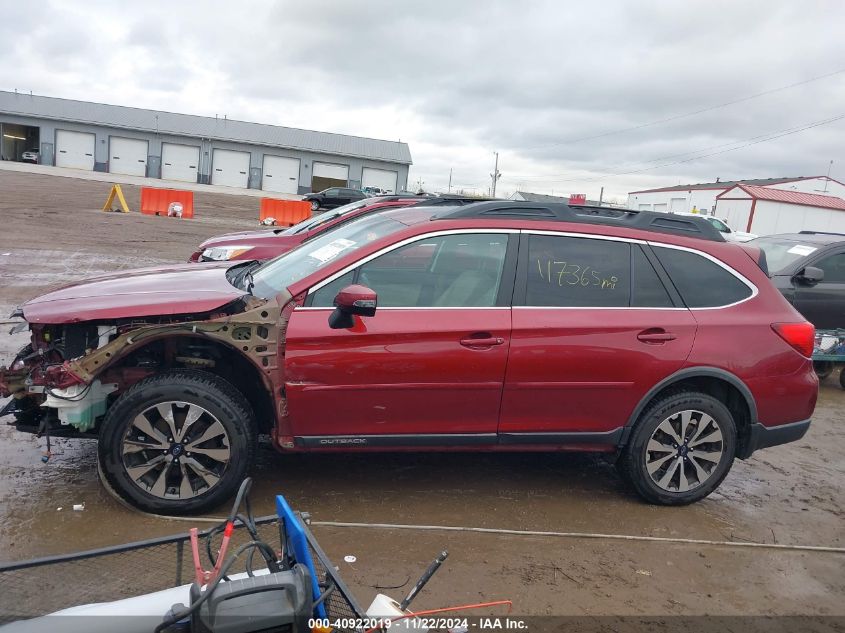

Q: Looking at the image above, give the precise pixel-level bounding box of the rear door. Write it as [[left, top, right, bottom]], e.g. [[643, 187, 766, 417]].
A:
[[793, 248, 845, 329], [284, 230, 516, 445], [499, 232, 697, 443], [321, 188, 342, 208]]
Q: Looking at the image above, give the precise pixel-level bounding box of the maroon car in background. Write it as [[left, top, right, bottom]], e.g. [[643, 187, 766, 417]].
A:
[[189, 195, 490, 263], [0, 201, 817, 515], [189, 196, 423, 263]]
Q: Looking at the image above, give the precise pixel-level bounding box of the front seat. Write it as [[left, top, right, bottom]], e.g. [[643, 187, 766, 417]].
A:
[[434, 271, 498, 307]]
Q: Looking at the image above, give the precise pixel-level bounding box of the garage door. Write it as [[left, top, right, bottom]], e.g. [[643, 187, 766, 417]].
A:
[[362, 167, 398, 194], [212, 149, 250, 188], [109, 137, 148, 177], [311, 162, 349, 192], [55, 130, 95, 170], [262, 155, 300, 194], [669, 197, 687, 212], [161, 143, 200, 183]]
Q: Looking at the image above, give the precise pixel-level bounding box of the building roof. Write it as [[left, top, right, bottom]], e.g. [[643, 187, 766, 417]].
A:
[[511, 191, 613, 207], [0, 91, 412, 165], [629, 176, 818, 194], [718, 184, 845, 211]]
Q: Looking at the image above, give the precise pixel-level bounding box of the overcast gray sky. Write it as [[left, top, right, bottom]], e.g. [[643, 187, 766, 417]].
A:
[[2, 0, 844, 201]]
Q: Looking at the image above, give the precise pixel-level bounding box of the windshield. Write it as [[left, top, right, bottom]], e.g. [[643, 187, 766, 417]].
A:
[[277, 199, 375, 236], [250, 212, 407, 297], [707, 217, 730, 232], [751, 237, 820, 274]]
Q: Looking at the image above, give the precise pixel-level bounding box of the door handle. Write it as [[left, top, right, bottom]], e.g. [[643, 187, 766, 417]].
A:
[[637, 329, 676, 344], [460, 335, 505, 348]]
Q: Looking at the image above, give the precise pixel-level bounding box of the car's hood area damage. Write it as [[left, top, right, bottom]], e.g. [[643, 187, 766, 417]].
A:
[[0, 260, 296, 433], [22, 262, 242, 324]]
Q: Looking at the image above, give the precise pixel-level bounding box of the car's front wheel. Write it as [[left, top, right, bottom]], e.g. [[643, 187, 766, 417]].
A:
[[98, 370, 256, 515], [621, 390, 736, 505], [310, 199, 320, 212]]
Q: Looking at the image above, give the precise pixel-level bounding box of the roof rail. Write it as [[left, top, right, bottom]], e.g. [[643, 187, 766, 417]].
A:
[[430, 201, 726, 242], [798, 230, 845, 237]]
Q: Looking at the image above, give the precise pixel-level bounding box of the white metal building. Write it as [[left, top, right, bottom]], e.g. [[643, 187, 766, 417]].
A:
[[0, 91, 412, 194], [627, 176, 845, 218], [715, 185, 845, 235], [509, 191, 624, 207]]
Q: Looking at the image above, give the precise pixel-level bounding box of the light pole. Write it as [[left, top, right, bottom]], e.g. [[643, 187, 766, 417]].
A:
[[490, 152, 501, 197]]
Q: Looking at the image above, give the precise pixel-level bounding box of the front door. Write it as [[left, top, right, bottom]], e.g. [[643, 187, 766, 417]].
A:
[[284, 231, 516, 446], [499, 232, 697, 443], [793, 249, 845, 330]]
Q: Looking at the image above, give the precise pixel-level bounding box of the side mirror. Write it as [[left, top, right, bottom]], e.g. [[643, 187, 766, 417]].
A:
[[797, 266, 824, 285], [329, 284, 377, 329]]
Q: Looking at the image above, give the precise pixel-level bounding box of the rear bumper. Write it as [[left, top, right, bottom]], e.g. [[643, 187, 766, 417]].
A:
[[740, 419, 811, 459]]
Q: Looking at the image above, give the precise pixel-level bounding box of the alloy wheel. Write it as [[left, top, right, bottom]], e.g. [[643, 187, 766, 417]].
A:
[[644, 409, 724, 493], [120, 401, 231, 500]]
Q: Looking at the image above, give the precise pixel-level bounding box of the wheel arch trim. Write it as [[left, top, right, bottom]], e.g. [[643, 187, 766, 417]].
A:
[[619, 366, 758, 445]]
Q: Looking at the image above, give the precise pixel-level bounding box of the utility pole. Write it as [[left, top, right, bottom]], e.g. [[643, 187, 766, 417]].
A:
[[490, 152, 501, 197], [448, 168, 452, 193], [824, 160, 834, 193], [599, 186, 604, 206]]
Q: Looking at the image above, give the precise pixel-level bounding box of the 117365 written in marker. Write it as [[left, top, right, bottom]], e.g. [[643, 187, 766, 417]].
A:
[[536, 259, 619, 289]]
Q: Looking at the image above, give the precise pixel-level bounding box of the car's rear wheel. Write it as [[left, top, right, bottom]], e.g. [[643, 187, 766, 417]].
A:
[[621, 391, 736, 505], [310, 199, 320, 212], [814, 361, 833, 380], [97, 370, 256, 515]]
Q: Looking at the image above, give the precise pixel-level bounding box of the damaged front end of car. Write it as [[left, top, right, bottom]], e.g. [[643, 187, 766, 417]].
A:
[[0, 314, 95, 435], [0, 294, 290, 440]]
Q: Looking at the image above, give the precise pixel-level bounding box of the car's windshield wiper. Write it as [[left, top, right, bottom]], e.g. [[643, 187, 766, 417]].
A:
[[245, 269, 255, 294], [235, 260, 261, 294]]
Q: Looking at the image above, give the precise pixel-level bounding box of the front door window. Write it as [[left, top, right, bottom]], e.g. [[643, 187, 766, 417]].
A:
[[310, 233, 509, 307]]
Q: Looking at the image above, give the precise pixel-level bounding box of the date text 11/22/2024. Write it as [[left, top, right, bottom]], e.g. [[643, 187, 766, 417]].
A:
[[307, 617, 527, 630]]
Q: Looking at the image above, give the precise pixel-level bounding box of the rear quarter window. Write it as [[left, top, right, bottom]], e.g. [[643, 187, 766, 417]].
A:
[[654, 246, 753, 308]]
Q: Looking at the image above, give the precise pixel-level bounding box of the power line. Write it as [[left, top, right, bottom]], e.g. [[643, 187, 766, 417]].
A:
[[526, 113, 845, 185], [425, 112, 844, 191], [519, 68, 845, 152]]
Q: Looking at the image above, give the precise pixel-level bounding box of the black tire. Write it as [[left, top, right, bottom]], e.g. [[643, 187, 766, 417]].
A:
[[839, 367, 845, 390], [310, 199, 320, 212], [621, 390, 736, 505], [97, 369, 256, 515], [814, 361, 833, 380]]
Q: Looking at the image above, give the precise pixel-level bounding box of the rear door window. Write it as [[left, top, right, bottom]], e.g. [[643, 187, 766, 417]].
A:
[[653, 246, 753, 308], [524, 235, 630, 307]]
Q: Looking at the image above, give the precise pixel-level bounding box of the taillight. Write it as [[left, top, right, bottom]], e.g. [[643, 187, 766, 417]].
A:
[[772, 322, 815, 358]]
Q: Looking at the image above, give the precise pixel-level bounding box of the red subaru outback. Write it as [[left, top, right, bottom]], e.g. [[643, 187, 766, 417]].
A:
[[0, 202, 817, 514]]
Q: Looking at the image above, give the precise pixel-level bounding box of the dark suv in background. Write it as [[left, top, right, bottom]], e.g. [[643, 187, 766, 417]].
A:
[[751, 231, 845, 330], [303, 187, 368, 212]]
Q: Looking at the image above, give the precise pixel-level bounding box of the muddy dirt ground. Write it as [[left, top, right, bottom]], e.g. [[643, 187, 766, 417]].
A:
[[0, 170, 843, 623]]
